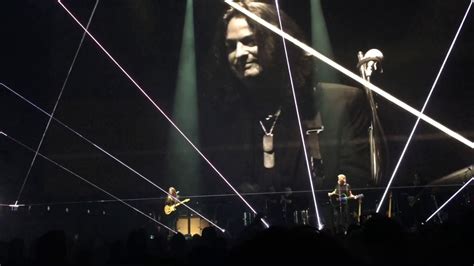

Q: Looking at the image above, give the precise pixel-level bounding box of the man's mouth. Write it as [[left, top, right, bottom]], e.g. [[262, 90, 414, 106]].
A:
[[244, 62, 255, 69]]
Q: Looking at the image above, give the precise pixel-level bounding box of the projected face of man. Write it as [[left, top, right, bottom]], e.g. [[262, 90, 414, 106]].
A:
[[226, 17, 262, 84]]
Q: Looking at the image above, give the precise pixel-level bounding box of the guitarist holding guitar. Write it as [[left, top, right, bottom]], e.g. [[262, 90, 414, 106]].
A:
[[165, 187, 179, 208], [164, 187, 191, 215], [328, 174, 363, 234], [162, 187, 190, 236]]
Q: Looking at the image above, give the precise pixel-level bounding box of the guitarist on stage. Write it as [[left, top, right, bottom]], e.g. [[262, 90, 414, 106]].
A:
[[162, 187, 180, 236], [165, 187, 179, 207], [328, 174, 355, 234]]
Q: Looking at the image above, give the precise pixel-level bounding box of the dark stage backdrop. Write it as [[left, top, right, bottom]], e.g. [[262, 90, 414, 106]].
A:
[[0, 0, 472, 211]]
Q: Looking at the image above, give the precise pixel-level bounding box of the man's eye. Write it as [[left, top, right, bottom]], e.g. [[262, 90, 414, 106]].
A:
[[226, 41, 236, 51], [241, 37, 256, 46]]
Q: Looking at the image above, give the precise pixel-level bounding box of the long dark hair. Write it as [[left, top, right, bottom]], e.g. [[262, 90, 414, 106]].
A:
[[204, 1, 312, 110], [223, 1, 311, 87]]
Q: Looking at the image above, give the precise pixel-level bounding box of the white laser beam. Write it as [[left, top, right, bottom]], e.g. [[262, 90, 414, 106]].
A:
[[225, 0, 473, 149], [274, 0, 322, 229], [60, 1, 269, 228], [0, 82, 224, 232], [1, 131, 177, 234], [14, 0, 101, 208], [426, 177, 473, 222], [377, 0, 473, 213]]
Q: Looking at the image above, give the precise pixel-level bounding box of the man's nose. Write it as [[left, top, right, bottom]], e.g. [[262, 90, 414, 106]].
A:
[[235, 41, 249, 59]]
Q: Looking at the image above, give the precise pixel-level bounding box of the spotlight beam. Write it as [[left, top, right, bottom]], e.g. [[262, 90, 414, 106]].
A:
[[0, 82, 224, 232], [224, 0, 474, 149], [0, 131, 177, 234], [377, 0, 473, 213], [14, 0, 100, 207], [57, 1, 268, 226], [425, 177, 473, 222], [274, 0, 322, 229]]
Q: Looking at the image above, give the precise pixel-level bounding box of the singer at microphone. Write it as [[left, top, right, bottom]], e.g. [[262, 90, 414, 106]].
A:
[[205, 2, 377, 229], [210, 1, 376, 188], [357, 49, 384, 68], [357, 48, 387, 186], [358, 49, 384, 80]]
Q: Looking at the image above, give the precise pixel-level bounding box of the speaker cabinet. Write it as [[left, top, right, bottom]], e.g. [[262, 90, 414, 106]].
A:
[[176, 216, 209, 236]]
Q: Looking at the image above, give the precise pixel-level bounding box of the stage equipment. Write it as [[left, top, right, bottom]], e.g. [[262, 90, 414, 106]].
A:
[[164, 199, 191, 215], [430, 194, 443, 224], [176, 215, 210, 236], [329, 194, 364, 207], [387, 191, 392, 218], [429, 165, 473, 185], [357, 196, 362, 224], [293, 209, 310, 225], [243, 211, 256, 226]]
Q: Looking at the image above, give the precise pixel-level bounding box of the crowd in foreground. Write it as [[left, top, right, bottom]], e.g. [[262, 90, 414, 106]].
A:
[[0, 209, 472, 266]]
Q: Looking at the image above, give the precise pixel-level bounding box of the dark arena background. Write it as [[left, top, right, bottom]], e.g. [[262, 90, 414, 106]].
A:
[[0, 0, 472, 265]]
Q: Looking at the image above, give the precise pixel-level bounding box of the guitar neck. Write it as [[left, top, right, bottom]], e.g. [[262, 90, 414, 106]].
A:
[[173, 199, 189, 207]]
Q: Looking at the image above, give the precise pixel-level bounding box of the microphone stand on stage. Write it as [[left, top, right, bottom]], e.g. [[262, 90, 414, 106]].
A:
[[357, 49, 386, 186]]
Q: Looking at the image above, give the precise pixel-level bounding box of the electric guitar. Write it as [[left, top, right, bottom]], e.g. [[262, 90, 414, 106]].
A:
[[329, 193, 364, 207], [164, 198, 190, 215]]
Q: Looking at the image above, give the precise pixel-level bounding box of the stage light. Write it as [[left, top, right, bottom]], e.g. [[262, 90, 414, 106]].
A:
[[167, 0, 201, 195], [310, 0, 337, 82], [8, 203, 24, 210]]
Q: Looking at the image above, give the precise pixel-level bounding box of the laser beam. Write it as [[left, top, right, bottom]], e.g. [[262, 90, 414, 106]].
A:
[[14, 0, 100, 208], [274, 0, 322, 229], [0, 82, 224, 232], [57, 0, 269, 227], [425, 177, 473, 222], [0, 131, 177, 234], [377, 0, 473, 213], [224, 0, 473, 149]]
